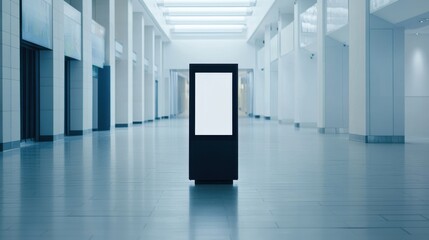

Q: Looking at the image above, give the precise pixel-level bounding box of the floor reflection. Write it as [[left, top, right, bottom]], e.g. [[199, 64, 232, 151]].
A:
[[1, 118, 429, 239], [189, 185, 237, 240]]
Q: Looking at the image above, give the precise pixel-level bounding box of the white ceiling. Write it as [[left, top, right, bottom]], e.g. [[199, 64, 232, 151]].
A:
[[373, 0, 429, 24], [155, 0, 258, 38], [133, 0, 429, 43]]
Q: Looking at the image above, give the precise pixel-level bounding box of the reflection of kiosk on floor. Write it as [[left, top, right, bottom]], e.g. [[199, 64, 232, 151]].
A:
[[189, 64, 238, 184]]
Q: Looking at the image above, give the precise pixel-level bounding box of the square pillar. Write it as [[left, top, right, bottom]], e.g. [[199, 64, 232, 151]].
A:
[[277, 14, 294, 124], [349, 0, 404, 143], [155, 37, 167, 119], [132, 12, 144, 124], [294, 0, 318, 128], [0, 0, 21, 150], [264, 25, 271, 119], [67, 0, 93, 135], [144, 26, 155, 121], [317, 0, 349, 134], [93, 0, 116, 128], [39, 0, 65, 141], [115, 0, 133, 127]]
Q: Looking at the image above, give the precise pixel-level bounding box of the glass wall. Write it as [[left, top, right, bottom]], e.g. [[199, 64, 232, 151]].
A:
[[92, 21, 106, 68], [300, 4, 317, 48], [64, 2, 82, 60], [21, 0, 53, 49], [371, 0, 399, 13], [327, 0, 348, 33]]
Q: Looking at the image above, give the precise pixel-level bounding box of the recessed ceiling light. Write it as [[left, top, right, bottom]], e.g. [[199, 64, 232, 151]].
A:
[[158, 0, 257, 7], [419, 18, 429, 23], [163, 7, 253, 16], [159, 0, 256, 35], [171, 24, 247, 33], [166, 16, 247, 25]]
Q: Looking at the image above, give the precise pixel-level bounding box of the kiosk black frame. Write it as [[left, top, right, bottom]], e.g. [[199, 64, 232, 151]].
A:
[[189, 64, 238, 184]]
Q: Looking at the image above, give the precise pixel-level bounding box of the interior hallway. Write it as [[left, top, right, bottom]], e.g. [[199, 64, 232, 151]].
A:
[[1, 118, 429, 239]]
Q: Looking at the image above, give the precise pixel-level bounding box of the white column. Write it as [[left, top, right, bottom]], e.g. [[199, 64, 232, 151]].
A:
[[317, 0, 326, 131], [277, 15, 284, 122], [93, 0, 116, 128], [155, 36, 163, 119], [162, 51, 170, 119], [294, 0, 318, 128], [67, 0, 93, 135], [282, 16, 295, 124], [277, 14, 294, 123], [253, 41, 264, 118], [349, 0, 404, 143], [133, 13, 144, 123], [158, 40, 168, 119], [349, 0, 369, 140], [317, 0, 349, 134], [39, 0, 64, 140], [293, 2, 302, 127], [264, 25, 271, 119], [0, 0, 21, 150], [115, 0, 133, 127], [144, 26, 155, 121]]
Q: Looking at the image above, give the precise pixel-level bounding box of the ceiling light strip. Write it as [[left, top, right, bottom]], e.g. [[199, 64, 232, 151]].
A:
[[172, 24, 247, 33], [163, 7, 253, 16], [166, 16, 247, 25], [158, 0, 257, 8]]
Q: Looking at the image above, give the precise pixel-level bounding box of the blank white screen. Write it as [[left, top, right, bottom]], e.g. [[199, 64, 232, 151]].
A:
[[195, 72, 233, 136]]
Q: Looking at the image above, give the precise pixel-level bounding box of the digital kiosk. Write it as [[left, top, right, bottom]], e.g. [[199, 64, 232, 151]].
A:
[[189, 64, 238, 184]]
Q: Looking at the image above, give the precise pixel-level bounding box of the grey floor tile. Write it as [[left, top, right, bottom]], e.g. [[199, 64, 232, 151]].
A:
[[1, 118, 429, 239], [382, 214, 428, 221]]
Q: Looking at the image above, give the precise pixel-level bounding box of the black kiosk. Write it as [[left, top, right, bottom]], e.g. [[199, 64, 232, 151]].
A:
[[189, 64, 238, 184]]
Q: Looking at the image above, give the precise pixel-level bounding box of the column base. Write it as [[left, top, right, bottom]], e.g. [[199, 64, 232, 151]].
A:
[[39, 134, 65, 142], [318, 128, 348, 134], [279, 119, 294, 125], [0, 140, 20, 151], [349, 134, 405, 143], [67, 130, 92, 136], [294, 122, 317, 128]]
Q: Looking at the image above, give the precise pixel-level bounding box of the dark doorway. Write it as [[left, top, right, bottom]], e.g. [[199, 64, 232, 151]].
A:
[[92, 66, 99, 131], [64, 58, 71, 136], [20, 45, 40, 141]]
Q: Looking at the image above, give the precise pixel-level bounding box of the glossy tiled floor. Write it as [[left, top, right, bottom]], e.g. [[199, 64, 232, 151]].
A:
[[1, 118, 429, 239]]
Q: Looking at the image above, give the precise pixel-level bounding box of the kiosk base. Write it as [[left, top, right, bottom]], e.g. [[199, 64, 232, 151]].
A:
[[195, 180, 233, 185]]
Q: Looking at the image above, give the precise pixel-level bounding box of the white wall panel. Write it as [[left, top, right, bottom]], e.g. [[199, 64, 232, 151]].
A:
[[164, 39, 255, 71], [281, 22, 294, 56], [270, 34, 278, 62], [369, 29, 394, 135], [405, 34, 429, 140]]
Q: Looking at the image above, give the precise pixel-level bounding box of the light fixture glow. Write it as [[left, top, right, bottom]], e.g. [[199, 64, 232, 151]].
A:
[[160, 0, 256, 35], [172, 24, 247, 33], [163, 7, 253, 16], [327, 0, 348, 33], [158, 0, 257, 7], [166, 16, 247, 25], [301, 5, 317, 33], [419, 18, 429, 24], [370, 0, 398, 13]]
